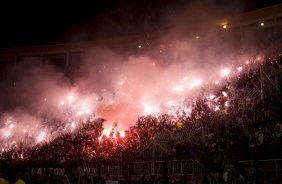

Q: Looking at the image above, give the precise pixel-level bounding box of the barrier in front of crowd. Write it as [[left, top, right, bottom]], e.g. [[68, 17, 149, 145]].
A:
[[238, 159, 282, 177], [168, 159, 204, 176], [132, 159, 204, 177], [4, 159, 204, 184]]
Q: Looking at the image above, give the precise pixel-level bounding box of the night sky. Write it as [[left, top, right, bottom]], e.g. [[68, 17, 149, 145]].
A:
[[0, 0, 280, 48]]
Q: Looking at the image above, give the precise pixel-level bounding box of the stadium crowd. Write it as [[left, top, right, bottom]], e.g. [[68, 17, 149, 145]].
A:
[[0, 54, 282, 183]]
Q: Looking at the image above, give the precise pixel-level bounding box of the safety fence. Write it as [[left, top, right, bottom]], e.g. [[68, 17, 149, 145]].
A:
[[1, 159, 204, 184], [238, 159, 282, 177], [168, 159, 204, 176], [132, 159, 204, 177]]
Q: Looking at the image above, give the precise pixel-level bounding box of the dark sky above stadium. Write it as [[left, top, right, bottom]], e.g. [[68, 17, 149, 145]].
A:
[[0, 0, 280, 48]]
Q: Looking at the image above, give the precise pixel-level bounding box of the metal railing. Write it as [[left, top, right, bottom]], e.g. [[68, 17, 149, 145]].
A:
[[238, 159, 282, 177], [133, 159, 204, 177]]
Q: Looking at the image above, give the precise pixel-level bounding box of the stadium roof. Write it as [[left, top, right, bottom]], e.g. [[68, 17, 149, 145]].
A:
[[0, 3, 282, 55], [218, 3, 282, 28]]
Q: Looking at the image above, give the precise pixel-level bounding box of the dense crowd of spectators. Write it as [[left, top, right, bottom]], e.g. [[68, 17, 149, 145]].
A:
[[0, 54, 282, 183]]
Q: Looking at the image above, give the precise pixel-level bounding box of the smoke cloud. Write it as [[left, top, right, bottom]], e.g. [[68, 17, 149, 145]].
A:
[[0, 0, 271, 149]]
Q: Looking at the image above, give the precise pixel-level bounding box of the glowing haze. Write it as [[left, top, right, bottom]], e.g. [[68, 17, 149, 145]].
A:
[[0, 39, 260, 151], [0, 0, 267, 150]]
